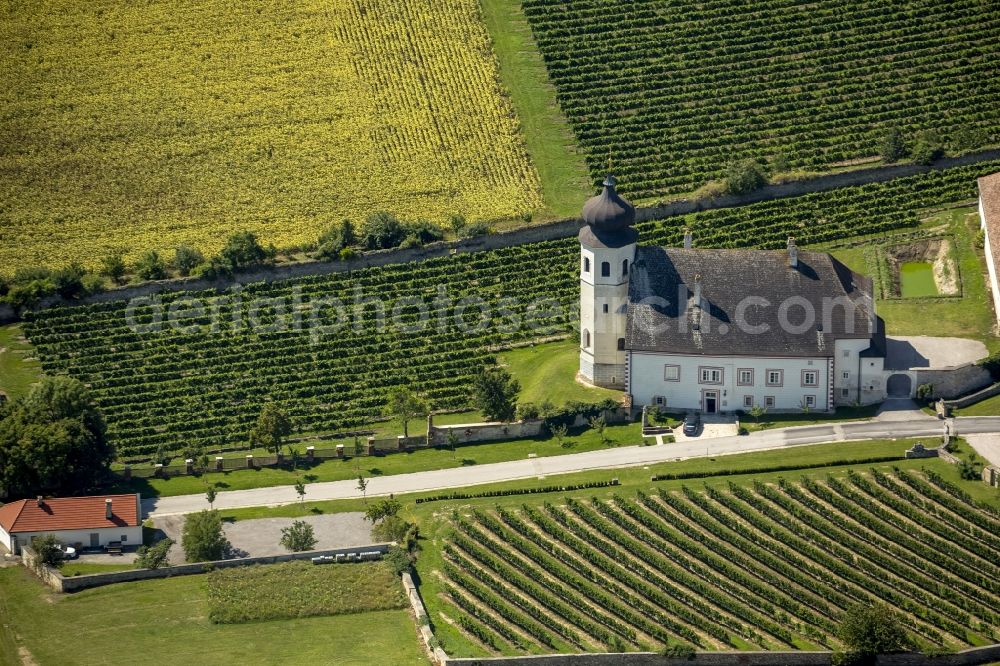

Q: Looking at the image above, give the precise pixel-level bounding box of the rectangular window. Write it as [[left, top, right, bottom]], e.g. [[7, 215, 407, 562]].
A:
[[655, 395, 665, 406], [764, 396, 775, 408], [766, 369, 783, 387], [699, 366, 723, 385], [743, 395, 753, 408], [664, 364, 680, 381], [602, 304, 609, 313], [842, 371, 849, 379], [802, 370, 818, 387], [841, 388, 850, 397], [737, 368, 754, 386], [804, 395, 816, 408], [121, 534, 128, 542]]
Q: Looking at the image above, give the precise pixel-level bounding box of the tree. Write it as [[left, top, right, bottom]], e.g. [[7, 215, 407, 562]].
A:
[[911, 132, 944, 166], [357, 475, 369, 504], [373, 515, 413, 543], [220, 231, 270, 270], [403, 220, 444, 246], [551, 423, 569, 448], [135, 537, 173, 569], [446, 430, 459, 459], [365, 497, 402, 523], [385, 387, 428, 438], [248, 402, 292, 454], [589, 414, 608, 443], [448, 214, 466, 236], [31, 534, 63, 568], [748, 404, 767, 423], [280, 520, 317, 552], [99, 253, 127, 283], [724, 159, 768, 195], [294, 479, 306, 502], [353, 435, 364, 471], [361, 211, 407, 250], [134, 250, 168, 280], [0, 375, 113, 498], [181, 510, 230, 562], [879, 128, 907, 163], [838, 602, 911, 656], [317, 219, 357, 260], [173, 244, 205, 276], [53, 263, 88, 299], [205, 486, 217, 509], [472, 366, 520, 422]]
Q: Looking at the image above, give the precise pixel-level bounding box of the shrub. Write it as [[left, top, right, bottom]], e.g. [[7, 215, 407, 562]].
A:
[[134, 250, 168, 281], [383, 545, 414, 575], [461, 221, 491, 238], [362, 211, 407, 249], [724, 159, 768, 195], [220, 231, 271, 269], [911, 132, 944, 165], [181, 510, 230, 562], [879, 127, 907, 162], [365, 497, 402, 523], [661, 643, 696, 660], [99, 254, 127, 283], [317, 219, 357, 260], [31, 534, 63, 568], [373, 515, 414, 544], [404, 220, 444, 245], [915, 383, 934, 401], [135, 537, 173, 569], [838, 602, 911, 656], [280, 520, 317, 552], [516, 402, 540, 420], [173, 244, 205, 276]]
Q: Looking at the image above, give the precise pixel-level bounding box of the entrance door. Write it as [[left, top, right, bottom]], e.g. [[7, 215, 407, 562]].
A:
[[89, 533, 100, 548], [703, 391, 718, 414]]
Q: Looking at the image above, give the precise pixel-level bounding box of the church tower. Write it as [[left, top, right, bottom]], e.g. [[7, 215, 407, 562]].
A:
[[578, 174, 637, 389]]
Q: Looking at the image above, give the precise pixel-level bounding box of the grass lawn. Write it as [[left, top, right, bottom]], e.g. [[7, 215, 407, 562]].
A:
[[498, 339, 622, 407], [479, 0, 591, 219], [742, 405, 879, 432], [954, 392, 1000, 416], [0, 323, 42, 400], [57, 562, 136, 577], [0, 566, 428, 666], [116, 422, 643, 498], [830, 207, 999, 347]]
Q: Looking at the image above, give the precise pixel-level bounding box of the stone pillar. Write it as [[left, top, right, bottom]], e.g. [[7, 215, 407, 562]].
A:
[[215, 456, 224, 472], [306, 446, 315, 461], [426, 413, 434, 447], [155, 463, 164, 478], [336, 444, 344, 458], [366, 437, 375, 456], [246, 454, 254, 469], [397, 435, 406, 451], [185, 458, 194, 475], [276, 452, 284, 466]]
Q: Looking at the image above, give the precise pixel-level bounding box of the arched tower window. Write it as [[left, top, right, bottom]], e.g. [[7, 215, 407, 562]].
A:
[[583, 257, 590, 273], [617, 337, 626, 350], [622, 259, 629, 276], [583, 329, 591, 348], [601, 261, 611, 277]]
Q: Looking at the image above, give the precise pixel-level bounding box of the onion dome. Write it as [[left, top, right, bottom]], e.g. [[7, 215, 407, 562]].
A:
[[579, 174, 638, 249]]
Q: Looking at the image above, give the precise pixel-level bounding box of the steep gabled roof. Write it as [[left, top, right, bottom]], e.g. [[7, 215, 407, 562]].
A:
[[0, 494, 140, 533], [627, 247, 878, 357]]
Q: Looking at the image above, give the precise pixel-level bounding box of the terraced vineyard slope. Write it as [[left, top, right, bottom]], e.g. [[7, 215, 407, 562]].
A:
[[0, 0, 542, 276], [520, 0, 1000, 198], [432, 469, 1000, 656], [23, 162, 1000, 458]]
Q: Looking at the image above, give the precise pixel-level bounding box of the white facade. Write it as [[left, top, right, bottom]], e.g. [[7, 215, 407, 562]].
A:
[[832, 338, 887, 405], [580, 241, 636, 388], [1, 526, 143, 555], [980, 194, 1000, 325], [629, 351, 833, 413]]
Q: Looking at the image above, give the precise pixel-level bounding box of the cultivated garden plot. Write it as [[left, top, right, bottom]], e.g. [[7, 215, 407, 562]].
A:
[[0, 0, 542, 276], [520, 0, 1000, 198], [429, 468, 1000, 656], [22, 161, 1000, 458]]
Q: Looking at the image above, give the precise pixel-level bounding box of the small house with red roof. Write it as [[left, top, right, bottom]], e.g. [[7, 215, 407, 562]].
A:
[[0, 493, 142, 555]]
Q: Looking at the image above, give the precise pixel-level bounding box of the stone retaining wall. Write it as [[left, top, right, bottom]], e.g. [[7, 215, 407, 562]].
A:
[[403, 572, 448, 664], [943, 381, 1000, 410], [23, 542, 392, 593], [914, 363, 994, 400], [444, 645, 1000, 666]]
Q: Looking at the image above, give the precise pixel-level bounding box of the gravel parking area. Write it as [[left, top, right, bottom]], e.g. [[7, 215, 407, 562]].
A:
[[152, 512, 373, 563]]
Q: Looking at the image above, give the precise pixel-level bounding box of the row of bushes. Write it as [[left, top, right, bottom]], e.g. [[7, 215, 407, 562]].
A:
[[650, 455, 905, 481], [515, 398, 622, 429], [414, 478, 620, 504]]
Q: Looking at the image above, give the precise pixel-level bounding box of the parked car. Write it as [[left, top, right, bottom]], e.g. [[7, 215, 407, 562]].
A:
[[58, 544, 78, 560], [682, 412, 701, 436]]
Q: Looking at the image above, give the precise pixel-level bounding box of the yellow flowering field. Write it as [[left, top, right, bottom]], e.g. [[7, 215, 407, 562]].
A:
[[0, 0, 542, 276]]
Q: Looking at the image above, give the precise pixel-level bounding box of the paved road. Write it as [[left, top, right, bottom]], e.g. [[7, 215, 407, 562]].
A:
[[142, 416, 1000, 518]]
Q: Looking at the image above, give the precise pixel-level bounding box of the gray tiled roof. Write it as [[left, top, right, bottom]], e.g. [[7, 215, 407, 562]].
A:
[[626, 247, 878, 357]]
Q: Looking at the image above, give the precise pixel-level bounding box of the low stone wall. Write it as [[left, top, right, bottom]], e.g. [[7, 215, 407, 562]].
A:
[[403, 572, 448, 665], [943, 381, 1000, 410], [914, 363, 993, 400], [444, 646, 1000, 666], [24, 542, 392, 593], [984, 465, 999, 487], [427, 418, 546, 447]]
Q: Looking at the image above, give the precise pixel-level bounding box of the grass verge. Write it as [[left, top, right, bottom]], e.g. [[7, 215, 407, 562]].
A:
[[0, 324, 42, 400], [499, 339, 622, 407]]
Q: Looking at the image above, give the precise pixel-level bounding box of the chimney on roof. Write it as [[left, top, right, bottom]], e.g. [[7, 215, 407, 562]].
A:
[[105, 498, 113, 519], [787, 236, 798, 268], [683, 228, 693, 249], [36, 495, 44, 507], [692, 274, 702, 310]]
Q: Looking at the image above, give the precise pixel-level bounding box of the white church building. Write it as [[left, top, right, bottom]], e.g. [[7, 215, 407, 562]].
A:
[[578, 174, 890, 414]]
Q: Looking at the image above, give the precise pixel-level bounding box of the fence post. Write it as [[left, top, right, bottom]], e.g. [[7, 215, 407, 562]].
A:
[[246, 454, 254, 469], [336, 444, 344, 458], [306, 446, 315, 461], [397, 435, 406, 451], [185, 458, 194, 475], [215, 456, 224, 472], [366, 437, 375, 456], [155, 463, 164, 478]]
